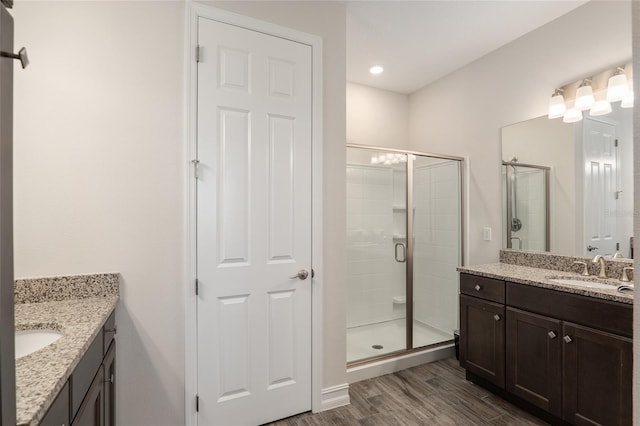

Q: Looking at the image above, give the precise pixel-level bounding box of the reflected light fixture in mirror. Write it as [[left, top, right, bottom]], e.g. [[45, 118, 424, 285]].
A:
[[574, 79, 595, 111], [590, 99, 612, 116], [563, 108, 582, 123]]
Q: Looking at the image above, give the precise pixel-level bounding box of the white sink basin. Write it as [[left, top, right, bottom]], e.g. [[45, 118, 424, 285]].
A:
[[548, 278, 615, 290], [15, 329, 63, 359]]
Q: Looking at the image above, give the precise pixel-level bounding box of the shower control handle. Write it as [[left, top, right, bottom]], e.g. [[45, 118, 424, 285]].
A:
[[289, 270, 309, 280], [395, 242, 406, 263]]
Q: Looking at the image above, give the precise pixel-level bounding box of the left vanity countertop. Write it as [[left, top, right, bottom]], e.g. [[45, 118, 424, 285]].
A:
[[14, 273, 119, 426]]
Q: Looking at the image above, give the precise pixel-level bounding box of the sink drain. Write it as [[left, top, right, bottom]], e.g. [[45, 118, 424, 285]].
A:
[[371, 344, 384, 350]]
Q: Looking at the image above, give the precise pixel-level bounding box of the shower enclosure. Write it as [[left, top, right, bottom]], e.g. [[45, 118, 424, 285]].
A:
[[346, 145, 463, 364], [502, 161, 550, 251]]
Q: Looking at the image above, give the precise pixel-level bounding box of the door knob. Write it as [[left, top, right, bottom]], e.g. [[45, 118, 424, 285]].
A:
[[0, 47, 28, 68], [289, 270, 309, 280]]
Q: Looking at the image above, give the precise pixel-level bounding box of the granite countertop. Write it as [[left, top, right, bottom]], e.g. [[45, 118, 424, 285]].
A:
[[14, 273, 119, 426], [458, 262, 633, 305]]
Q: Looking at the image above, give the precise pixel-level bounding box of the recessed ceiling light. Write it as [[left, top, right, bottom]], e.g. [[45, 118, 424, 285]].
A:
[[369, 65, 384, 75]]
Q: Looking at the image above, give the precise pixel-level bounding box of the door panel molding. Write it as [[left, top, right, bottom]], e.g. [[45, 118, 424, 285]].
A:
[[184, 4, 325, 425]]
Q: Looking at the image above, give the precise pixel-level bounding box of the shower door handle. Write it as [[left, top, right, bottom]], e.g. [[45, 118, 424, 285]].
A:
[[395, 242, 406, 263]]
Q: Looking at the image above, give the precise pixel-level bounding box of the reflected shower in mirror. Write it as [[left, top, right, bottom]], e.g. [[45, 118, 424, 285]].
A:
[[501, 102, 633, 258]]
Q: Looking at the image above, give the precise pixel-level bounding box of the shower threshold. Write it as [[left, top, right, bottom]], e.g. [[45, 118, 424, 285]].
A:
[[347, 319, 452, 364]]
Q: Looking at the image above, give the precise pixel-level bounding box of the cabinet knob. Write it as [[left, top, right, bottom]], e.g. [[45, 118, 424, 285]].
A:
[[563, 335, 572, 344], [548, 331, 557, 339], [104, 374, 114, 384], [474, 284, 481, 291], [493, 314, 501, 321]]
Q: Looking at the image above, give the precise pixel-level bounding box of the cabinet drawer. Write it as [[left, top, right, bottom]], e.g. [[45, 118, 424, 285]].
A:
[[103, 310, 116, 355], [460, 273, 505, 303], [71, 329, 104, 421], [507, 282, 632, 338], [40, 380, 69, 426]]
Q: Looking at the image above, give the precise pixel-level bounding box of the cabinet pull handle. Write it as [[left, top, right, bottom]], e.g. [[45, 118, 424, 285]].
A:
[[105, 327, 117, 334], [493, 314, 501, 321], [474, 284, 481, 291], [104, 374, 114, 384], [548, 331, 557, 339], [563, 335, 572, 343]]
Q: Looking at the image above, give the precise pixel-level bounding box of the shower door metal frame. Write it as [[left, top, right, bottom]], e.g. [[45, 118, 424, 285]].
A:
[[503, 161, 550, 251], [347, 143, 465, 365]]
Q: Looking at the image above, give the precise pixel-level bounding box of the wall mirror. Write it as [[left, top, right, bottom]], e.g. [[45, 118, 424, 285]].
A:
[[501, 102, 633, 258]]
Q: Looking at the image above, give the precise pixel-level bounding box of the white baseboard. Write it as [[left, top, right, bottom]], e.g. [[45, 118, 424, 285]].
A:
[[347, 344, 455, 384], [317, 383, 350, 412]]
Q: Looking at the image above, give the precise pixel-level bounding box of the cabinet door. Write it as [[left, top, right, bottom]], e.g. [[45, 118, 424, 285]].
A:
[[72, 367, 104, 426], [563, 322, 632, 425], [103, 341, 116, 426], [506, 307, 561, 417], [460, 294, 505, 387], [40, 381, 70, 426]]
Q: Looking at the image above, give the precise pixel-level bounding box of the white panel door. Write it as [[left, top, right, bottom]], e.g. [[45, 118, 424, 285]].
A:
[[196, 17, 312, 426], [583, 118, 617, 256]]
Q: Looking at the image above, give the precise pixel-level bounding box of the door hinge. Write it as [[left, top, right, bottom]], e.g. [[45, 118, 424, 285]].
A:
[[196, 394, 200, 412], [192, 159, 200, 179], [196, 45, 200, 63], [615, 139, 619, 147], [195, 279, 199, 296]]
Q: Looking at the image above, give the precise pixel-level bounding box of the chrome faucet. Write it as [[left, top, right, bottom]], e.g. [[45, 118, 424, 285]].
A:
[[591, 255, 607, 279]]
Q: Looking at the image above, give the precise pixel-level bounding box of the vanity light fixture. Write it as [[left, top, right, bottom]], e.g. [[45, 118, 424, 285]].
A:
[[547, 64, 633, 120], [574, 79, 595, 111], [563, 108, 582, 123], [547, 89, 566, 119], [369, 65, 384, 75], [606, 67, 629, 102]]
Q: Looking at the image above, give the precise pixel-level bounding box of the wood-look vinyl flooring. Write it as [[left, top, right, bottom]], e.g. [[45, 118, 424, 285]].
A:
[[268, 358, 548, 426]]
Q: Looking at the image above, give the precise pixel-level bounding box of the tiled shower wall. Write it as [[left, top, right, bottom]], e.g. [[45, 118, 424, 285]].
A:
[[412, 160, 461, 334]]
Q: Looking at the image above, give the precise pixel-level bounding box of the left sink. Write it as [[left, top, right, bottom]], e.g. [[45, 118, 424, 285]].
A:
[[15, 329, 63, 359]]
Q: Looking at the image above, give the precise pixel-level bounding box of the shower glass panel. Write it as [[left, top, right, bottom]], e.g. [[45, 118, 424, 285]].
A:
[[346, 147, 407, 362], [346, 145, 464, 365], [412, 156, 461, 349], [502, 163, 550, 251]]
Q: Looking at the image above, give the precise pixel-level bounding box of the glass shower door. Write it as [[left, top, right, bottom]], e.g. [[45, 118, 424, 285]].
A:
[[411, 156, 462, 348], [503, 163, 550, 251], [346, 147, 407, 363]]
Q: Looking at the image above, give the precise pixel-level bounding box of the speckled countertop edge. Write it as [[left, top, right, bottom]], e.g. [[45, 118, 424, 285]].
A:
[[458, 262, 633, 305], [15, 273, 119, 426]]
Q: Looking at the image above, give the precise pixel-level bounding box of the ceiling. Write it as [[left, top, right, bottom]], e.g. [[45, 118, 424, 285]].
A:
[[347, 1, 589, 94]]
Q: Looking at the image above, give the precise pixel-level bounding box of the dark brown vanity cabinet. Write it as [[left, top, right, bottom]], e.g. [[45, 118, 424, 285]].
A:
[[506, 307, 562, 417], [40, 310, 116, 426], [460, 273, 632, 425], [562, 322, 631, 425], [459, 274, 505, 388]]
